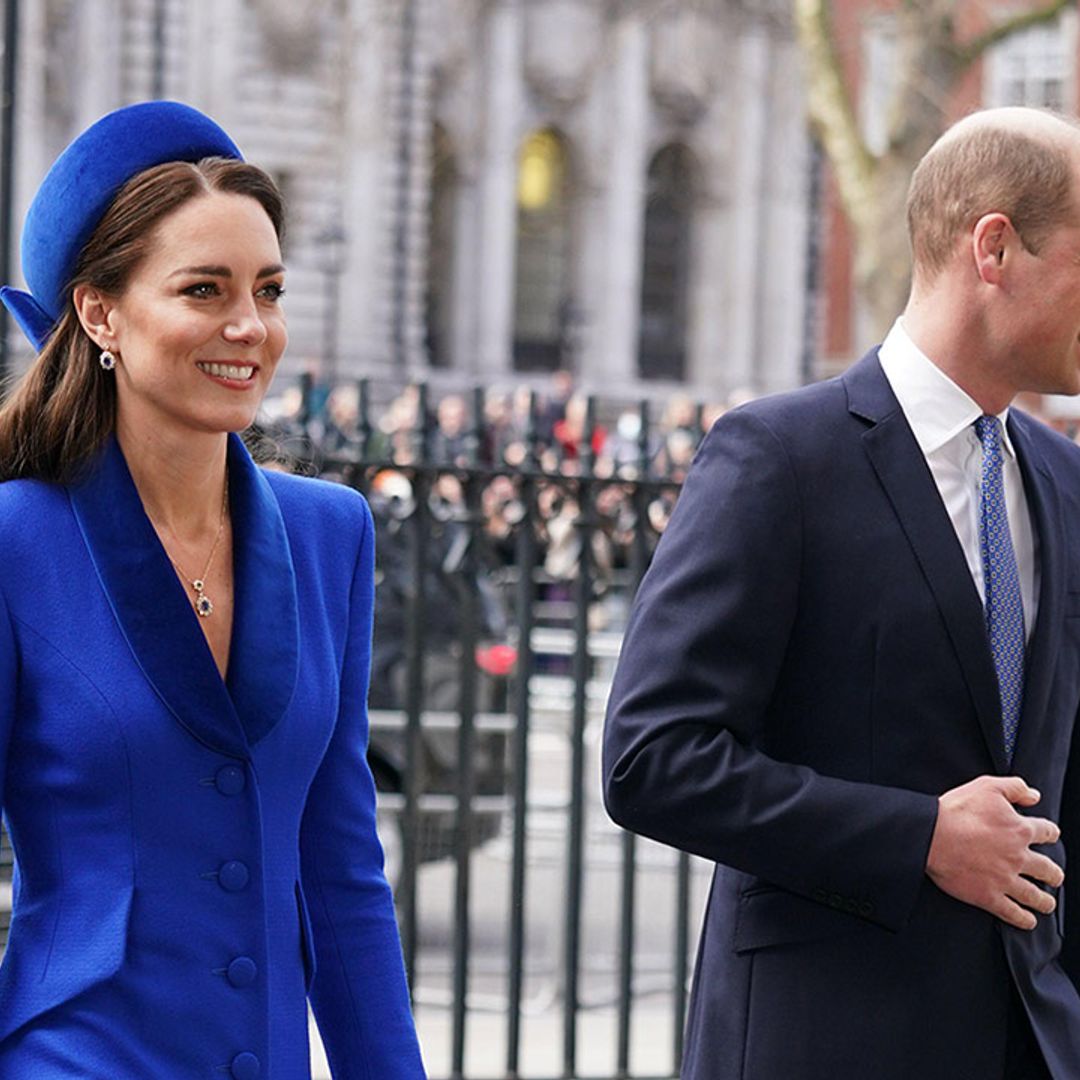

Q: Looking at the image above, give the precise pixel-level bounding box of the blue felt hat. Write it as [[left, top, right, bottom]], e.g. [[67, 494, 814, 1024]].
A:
[[0, 100, 242, 351]]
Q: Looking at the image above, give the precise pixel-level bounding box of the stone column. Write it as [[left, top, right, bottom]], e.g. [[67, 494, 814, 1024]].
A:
[[448, 154, 482, 374], [590, 9, 649, 390], [723, 20, 771, 394], [684, 181, 732, 400], [398, 0, 437, 380], [473, 0, 522, 379], [184, 0, 244, 132], [73, 0, 123, 130], [6, 0, 48, 372], [337, 0, 399, 376], [757, 34, 809, 394]]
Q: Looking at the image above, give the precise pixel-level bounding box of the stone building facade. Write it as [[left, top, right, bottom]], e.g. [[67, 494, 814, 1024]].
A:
[[8, 0, 813, 401]]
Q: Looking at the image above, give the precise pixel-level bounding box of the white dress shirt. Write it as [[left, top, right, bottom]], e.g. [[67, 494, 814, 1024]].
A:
[[878, 320, 1038, 642]]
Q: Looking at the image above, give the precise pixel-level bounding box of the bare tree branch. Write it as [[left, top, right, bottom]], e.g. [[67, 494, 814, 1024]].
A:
[[956, 0, 1070, 65], [793, 0, 877, 232]]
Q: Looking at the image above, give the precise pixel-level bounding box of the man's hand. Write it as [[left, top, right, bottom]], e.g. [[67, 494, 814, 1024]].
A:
[[926, 775, 1063, 930]]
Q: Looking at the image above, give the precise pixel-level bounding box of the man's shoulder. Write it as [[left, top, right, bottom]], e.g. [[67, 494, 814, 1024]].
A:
[[1011, 408, 1080, 474], [712, 373, 855, 453]]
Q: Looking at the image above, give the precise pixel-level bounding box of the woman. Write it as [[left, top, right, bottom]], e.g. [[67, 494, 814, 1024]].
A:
[[0, 101, 426, 1079]]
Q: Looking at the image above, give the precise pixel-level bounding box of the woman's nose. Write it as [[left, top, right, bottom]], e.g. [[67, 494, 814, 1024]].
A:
[[222, 297, 268, 346]]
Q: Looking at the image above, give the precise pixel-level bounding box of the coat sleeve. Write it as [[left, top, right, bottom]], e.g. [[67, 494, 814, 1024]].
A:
[[0, 588, 15, 814], [299, 497, 426, 1079], [602, 408, 938, 932]]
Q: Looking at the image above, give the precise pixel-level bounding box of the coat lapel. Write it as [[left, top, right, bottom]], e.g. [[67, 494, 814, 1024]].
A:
[[67, 434, 299, 756], [1006, 412, 1065, 775], [845, 351, 1009, 773], [224, 434, 300, 746]]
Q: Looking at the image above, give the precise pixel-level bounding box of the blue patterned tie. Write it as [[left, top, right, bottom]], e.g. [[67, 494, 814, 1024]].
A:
[[974, 415, 1025, 760]]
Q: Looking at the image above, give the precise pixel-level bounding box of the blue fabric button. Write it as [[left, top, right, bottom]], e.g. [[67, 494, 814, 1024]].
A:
[[227, 956, 258, 988], [215, 764, 246, 796], [230, 1052, 260, 1079], [219, 860, 250, 892]]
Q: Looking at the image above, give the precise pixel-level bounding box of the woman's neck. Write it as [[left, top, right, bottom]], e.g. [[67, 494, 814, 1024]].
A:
[[115, 415, 229, 541]]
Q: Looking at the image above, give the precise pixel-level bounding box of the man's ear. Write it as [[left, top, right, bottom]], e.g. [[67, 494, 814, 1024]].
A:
[[971, 212, 1015, 285], [71, 284, 119, 348]]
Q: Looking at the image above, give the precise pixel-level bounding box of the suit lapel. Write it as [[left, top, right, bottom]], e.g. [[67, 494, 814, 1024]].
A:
[[67, 434, 299, 756], [1006, 413, 1065, 775], [845, 352, 1009, 773]]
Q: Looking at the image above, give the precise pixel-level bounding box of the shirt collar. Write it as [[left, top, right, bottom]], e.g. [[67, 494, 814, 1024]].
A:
[[878, 319, 1015, 459]]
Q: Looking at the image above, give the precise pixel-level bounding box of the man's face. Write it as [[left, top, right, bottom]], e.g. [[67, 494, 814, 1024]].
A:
[[1002, 160, 1080, 396]]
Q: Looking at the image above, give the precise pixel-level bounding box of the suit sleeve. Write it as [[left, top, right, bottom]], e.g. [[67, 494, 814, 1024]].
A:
[[602, 408, 938, 932], [1058, 702, 1080, 988], [299, 498, 426, 1079]]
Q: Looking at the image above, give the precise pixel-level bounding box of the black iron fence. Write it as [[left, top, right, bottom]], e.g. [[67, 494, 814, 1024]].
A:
[[285, 380, 710, 1080]]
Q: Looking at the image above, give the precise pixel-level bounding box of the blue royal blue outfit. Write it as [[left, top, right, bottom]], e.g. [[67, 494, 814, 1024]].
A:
[[0, 434, 426, 1079]]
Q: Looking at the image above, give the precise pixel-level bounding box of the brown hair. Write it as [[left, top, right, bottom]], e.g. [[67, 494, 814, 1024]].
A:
[[907, 121, 1078, 280], [0, 157, 285, 483]]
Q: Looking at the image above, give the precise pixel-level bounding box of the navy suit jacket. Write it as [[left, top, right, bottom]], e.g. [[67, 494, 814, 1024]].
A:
[[603, 352, 1080, 1079], [0, 434, 425, 1078]]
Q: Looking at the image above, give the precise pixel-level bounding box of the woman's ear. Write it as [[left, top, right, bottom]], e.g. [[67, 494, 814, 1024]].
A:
[[72, 284, 117, 348]]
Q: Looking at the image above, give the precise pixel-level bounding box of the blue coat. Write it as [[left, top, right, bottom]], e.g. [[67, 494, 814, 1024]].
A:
[[604, 352, 1080, 1079], [0, 434, 426, 1079]]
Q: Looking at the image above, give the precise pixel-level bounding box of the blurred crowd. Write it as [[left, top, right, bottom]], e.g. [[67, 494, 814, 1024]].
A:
[[256, 370, 736, 709], [260, 369, 730, 482]]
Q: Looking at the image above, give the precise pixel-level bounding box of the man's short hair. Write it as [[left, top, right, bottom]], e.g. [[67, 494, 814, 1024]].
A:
[[907, 122, 1077, 278]]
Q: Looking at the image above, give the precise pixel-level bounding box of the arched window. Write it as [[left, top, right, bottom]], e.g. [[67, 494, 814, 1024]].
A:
[[513, 129, 573, 372], [426, 124, 457, 368], [638, 144, 695, 381]]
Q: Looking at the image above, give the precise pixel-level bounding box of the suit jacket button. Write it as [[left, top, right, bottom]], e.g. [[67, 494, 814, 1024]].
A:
[[231, 1052, 260, 1079], [812, 888, 828, 902], [216, 765, 246, 796], [829, 893, 844, 910], [844, 898, 859, 913], [227, 956, 258, 988], [859, 901, 875, 917], [219, 861, 250, 892]]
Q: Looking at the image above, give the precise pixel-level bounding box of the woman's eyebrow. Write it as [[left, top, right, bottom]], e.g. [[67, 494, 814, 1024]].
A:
[[168, 263, 286, 279]]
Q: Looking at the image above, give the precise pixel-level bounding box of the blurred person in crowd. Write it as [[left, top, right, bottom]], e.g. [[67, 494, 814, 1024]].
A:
[[432, 393, 471, 466], [378, 383, 425, 464], [321, 381, 362, 455], [700, 399, 727, 434], [552, 393, 607, 473], [0, 103, 424, 1078], [482, 388, 514, 466], [481, 474, 526, 566], [501, 383, 542, 467], [537, 368, 575, 443], [599, 409, 654, 478], [655, 427, 698, 484], [605, 107, 1080, 1078], [658, 394, 699, 440]]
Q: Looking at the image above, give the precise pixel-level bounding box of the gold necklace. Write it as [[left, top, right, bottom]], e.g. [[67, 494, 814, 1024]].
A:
[[166, 476, 230, 619]]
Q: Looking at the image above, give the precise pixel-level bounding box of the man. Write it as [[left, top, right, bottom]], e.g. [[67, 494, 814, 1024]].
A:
[[603, 108, 1080, 1079]]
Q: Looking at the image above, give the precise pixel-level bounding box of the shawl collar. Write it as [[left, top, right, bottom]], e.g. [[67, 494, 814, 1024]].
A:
[[844, 350, 1008, 772], [67, 433, 299, 757]]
